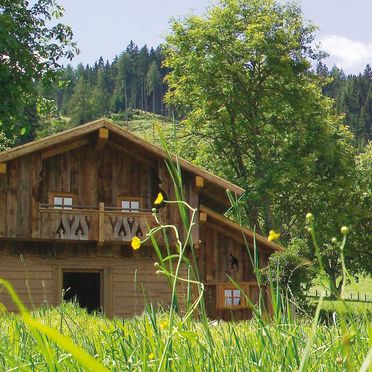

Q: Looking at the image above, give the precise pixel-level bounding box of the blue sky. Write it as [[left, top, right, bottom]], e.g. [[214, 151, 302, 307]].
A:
[[58, 0, 372, 74]]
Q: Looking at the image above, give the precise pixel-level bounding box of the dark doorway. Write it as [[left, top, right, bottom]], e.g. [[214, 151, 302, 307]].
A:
[[63, 271, 102, 313]]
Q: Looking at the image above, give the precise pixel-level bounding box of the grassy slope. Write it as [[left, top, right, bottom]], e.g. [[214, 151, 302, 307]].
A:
[[36, 111, 175, 145]]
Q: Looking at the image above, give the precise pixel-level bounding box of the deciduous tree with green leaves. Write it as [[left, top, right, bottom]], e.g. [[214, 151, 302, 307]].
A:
[[164, 0, 363, 295], [0, 0, 78, 142]]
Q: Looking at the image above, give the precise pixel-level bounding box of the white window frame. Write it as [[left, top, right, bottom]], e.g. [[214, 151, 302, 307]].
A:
[[52, 195, 73, 210], [119, 197, 142, 213]]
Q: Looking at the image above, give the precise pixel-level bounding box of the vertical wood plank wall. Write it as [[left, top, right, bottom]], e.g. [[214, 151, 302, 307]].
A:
[[199, 223, 271, 320], [0, 144, 169, 239]]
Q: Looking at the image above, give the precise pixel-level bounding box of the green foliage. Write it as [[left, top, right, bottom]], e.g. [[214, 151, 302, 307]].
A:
[[0, 130, 11, 151], [346, 142, 372, 276], [164, 0, 352, 235], [0, 0, 78, 141], [162, 0, 369, 293], [267, 238, 315, 306]]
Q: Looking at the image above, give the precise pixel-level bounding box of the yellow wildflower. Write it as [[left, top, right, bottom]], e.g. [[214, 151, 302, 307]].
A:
[[149, 352, 155, 360], [154, 192, 164, 205], [131, 236, 141, 250], [268, 230, 280, 242], [159, 319, 169, 330]]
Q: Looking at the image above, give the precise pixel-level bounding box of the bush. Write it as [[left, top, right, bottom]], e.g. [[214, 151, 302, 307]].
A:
[[266, 238, 315, 308]]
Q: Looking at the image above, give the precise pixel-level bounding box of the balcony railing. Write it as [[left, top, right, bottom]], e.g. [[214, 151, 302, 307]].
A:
[[39, 203, 158, 243]]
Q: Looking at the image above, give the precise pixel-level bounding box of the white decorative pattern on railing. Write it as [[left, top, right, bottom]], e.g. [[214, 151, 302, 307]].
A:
[[39, 205, 156, 242], [108, 216, 147, 241], [56, 215, 91, 240]]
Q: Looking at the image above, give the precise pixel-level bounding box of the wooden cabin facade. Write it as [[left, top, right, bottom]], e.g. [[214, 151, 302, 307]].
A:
[[0, 119, 282, 320]]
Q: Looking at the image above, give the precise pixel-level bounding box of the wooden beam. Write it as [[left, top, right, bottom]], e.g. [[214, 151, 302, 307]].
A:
[[195, 176, 204, 189], [200, 211, 208, 223], [95, 128, 109, 151], [98, 127, 109, 139], [98, 202, 105, 245], [41, 139, 90, 160], [0, 163, 6, 174]]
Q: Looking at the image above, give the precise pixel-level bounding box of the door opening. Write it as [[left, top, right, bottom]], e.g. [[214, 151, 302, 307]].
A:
[[62, 271, 102, 313]]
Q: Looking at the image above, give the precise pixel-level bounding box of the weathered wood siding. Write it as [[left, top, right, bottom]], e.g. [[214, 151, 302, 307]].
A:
[[199, 222, 271, 320], [0, 142, 200, 241], [0, 241, 185, 318]]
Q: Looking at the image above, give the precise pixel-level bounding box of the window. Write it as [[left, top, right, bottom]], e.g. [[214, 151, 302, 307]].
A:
[[224, 289, 241, 306], [53, 196, 73, 209], [119, 198, 141, 212], [217, 283, 249, 309]]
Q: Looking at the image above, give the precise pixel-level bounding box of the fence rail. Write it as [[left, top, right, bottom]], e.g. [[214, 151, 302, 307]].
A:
[[307, 289, 372, 303]]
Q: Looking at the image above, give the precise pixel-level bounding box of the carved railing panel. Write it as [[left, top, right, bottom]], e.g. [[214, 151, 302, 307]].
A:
[[56, 214, 90, 240], [104, 212, 156, 242], [40, 209, 99, 241]]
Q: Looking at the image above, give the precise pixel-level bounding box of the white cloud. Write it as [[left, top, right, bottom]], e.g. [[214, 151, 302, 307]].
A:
[[319, 35, 372, 74]]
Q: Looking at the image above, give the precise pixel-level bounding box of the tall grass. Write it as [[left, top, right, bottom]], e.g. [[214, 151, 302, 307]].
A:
[[0, 301, 370, 370]]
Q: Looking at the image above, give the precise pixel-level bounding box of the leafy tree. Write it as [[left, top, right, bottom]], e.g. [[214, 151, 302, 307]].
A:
[[164, 0, 362, 293], [346, 142, 372, 277], [0, 0, 78, 141], [164, 0, 349, 231]]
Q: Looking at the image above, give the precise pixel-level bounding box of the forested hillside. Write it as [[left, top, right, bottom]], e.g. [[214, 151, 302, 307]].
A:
[[35, 42, 372, 152], [40, 42, 169, 125], [318, 63, 372, 149]]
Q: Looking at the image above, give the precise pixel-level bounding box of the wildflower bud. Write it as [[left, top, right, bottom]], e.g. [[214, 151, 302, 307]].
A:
[[307, 226, 313, 234], [152, 208, 157, 213], [331, 237, 337, 244], [154, 262, 159, 268], [305, 213, 314, 222], [341, 226, 349, 235]]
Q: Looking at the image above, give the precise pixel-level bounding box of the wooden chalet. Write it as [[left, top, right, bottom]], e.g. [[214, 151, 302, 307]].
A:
[[0, 119, 282, 320]]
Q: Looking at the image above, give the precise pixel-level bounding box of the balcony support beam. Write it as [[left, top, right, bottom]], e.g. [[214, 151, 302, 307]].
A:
[[98, 202, 105, 244]]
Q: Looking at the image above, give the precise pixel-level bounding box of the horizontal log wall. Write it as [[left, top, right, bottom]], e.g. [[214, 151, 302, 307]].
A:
[[0, 241, 186, 318]]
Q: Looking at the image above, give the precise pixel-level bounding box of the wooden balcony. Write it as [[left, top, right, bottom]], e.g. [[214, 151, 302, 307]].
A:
[[39, 203, 158, 243]]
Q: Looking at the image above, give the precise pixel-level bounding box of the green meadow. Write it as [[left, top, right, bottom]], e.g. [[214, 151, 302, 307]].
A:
[[0, 301, 370, 371]]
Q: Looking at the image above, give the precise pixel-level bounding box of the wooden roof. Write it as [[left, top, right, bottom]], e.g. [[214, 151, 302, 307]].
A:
[[200, 205, 284, 252], [0, 119, 245, 196]]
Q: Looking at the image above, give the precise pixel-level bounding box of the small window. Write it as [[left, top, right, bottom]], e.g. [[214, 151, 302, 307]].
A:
[[224, 289, 241, 307], [53, 196, 73, 210], [121, 199, 140, 212], [217, 283, 248, 309]]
